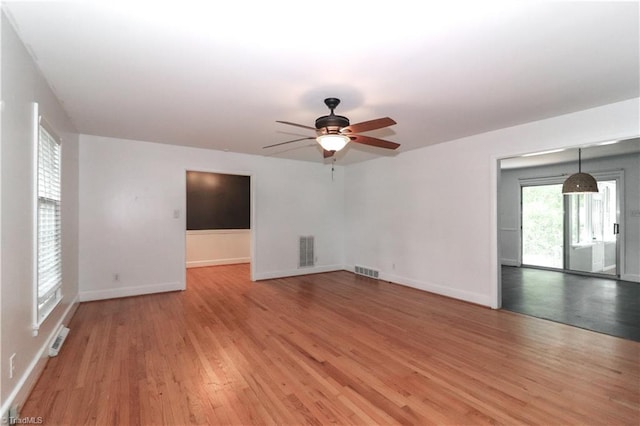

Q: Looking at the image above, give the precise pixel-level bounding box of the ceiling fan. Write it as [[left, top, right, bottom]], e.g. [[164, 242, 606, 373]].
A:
[[264, 98, 400, 158]]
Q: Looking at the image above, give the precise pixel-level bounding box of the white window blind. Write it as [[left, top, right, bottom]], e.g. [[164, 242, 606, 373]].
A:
[[36, 120, 62, 323]]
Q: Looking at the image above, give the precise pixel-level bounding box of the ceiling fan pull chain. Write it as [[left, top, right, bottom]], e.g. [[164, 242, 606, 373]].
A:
[[331, 158, 335, 181]]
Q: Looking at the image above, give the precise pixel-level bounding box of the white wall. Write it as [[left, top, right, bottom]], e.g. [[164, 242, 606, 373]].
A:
[[78, 135, 345, 300], [345, 98, 639, 308], [186, 230, 251, 268], [1, 14, 79, 415], [499, 152, 640, 282]]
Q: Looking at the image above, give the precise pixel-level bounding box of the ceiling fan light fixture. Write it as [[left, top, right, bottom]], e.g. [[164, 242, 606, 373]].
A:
[[316, 134, 349, 152], [562, 148, 599, 195]]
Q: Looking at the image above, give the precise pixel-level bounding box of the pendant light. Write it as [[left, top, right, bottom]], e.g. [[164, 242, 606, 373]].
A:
[[562, 148, 598, 194]]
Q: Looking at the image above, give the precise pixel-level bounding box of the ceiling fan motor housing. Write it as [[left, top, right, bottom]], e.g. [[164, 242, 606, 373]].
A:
[[315, 115, 349, 131], [316, 98, 349, 130]]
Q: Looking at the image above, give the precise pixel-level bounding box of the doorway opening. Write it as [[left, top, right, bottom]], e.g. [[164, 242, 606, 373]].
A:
[[497, 138, 640, 341], [184, 170, 253, 283]]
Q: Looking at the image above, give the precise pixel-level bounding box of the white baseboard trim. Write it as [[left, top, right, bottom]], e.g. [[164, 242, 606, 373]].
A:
[[186, 257, 250, 268], [501, 259, 520, 266], [79, 281, 184, 302], [0, 295, 79, 420], [621, 274, 640, 283], [254, 264, 345, 281], [256, 265, 492, 306], [378, 271, 493, 307]]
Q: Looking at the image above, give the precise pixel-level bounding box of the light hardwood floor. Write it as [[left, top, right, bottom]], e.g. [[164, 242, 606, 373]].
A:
[[23, 264, 639, 425]]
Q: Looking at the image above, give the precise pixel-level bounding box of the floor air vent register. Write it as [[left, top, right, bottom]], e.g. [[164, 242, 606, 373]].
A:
[[355, 266, 379, 279], [49, 326, 70, 357]]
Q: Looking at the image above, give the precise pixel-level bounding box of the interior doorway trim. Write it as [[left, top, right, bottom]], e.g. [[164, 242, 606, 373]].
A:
[[491, 137, 638, 310]]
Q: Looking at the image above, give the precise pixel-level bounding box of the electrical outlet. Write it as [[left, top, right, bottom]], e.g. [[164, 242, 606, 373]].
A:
[[9, 353, 16, 379]]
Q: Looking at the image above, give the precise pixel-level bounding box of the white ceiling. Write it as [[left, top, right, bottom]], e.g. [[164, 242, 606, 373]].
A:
[[3, 1, 639, 164]]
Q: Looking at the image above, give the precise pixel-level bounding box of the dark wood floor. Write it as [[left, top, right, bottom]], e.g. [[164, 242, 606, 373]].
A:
[[502, 266, 640, 341], [22, 264, 639, 424]]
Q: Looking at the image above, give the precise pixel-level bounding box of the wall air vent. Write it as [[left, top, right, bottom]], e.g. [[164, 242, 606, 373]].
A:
[[299, 236, 315, 268], [355, 265, 379, 279]]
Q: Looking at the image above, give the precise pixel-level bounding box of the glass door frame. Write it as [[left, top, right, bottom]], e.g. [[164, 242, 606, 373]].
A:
[[519, 170, 624, 278], [521, 182, 565, 269], [565, 179, 619, 276]]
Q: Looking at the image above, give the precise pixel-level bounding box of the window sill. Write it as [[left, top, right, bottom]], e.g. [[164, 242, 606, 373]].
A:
[[32, 293, 63, 337]]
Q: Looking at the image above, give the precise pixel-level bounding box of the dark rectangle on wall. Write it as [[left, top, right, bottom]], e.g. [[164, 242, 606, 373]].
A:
[[186, 171, 250, 230]]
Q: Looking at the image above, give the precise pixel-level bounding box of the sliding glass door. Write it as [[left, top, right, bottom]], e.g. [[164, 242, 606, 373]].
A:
[[521, 179, 619, 276], [522, 184, 564, 268], [567, 180, 618, 275]]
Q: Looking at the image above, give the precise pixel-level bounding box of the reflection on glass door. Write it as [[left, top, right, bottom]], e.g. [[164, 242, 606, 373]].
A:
[[522, 184, 564, 268], [567, 180, 618, 275]]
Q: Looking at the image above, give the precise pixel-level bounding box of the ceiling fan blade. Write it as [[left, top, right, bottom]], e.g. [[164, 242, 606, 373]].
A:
[[263, 137, 315, 149], [276, 120, 317, 131], [349, 134, 400, 150], [342, 117, 396, 134], [323, 149, 335, 158]]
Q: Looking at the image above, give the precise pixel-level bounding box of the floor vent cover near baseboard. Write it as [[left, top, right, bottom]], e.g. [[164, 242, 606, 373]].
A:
[[49, 326, 70, 357], [355, 265, 379, 279], [299, 236, 315, 268]]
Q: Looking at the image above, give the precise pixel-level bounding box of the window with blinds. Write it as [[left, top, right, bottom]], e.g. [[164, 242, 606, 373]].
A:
[[36, 121, 62, 324]]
